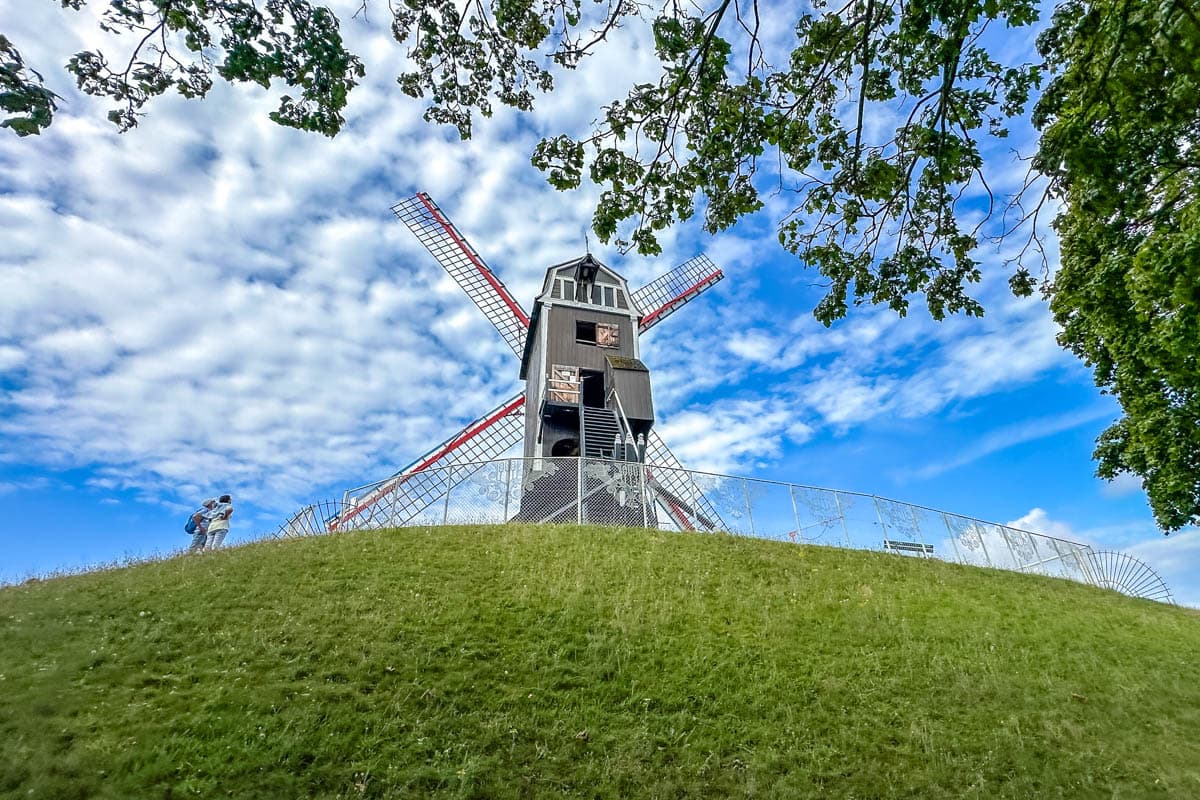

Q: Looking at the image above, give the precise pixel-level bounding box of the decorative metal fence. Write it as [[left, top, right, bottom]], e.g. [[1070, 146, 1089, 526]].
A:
[[275, 456, 1173, 604]]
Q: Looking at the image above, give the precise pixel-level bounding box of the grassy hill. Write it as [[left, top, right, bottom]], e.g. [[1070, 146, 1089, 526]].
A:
[[2, 525, 1198, 799]]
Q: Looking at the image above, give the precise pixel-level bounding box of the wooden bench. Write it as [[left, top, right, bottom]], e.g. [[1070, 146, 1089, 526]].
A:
[[883, 539, 934, 557]]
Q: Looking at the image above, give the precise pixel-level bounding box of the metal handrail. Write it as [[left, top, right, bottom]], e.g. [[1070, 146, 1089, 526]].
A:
[[606, 386, 635, 452]]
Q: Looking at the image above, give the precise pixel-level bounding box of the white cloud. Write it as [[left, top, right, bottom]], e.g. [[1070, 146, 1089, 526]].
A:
[[0, 477, 53, 495], [657, 397, 814, 474], [1005, 507, 1083, 543], [801, 369, 898, 427], [0, 345, 26, 371], [1127, 531, 1200, 585], [909, 406, 1114, 480], [653, 281, 1077, 447], [1100, 472, 1143, 498], [726, 331, 784, 364], [0, 0, 678, 514]]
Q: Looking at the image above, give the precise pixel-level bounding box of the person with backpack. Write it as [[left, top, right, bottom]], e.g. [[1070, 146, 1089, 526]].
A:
[[206, 494, 234, 550], [186, 498, 217, 553]]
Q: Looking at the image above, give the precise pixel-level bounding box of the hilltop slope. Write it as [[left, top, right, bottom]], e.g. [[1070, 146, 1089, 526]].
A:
[[2, 525, 1198, 799]]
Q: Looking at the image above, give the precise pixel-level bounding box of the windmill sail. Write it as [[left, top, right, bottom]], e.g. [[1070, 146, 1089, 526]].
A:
[[633, 254, 724, 333], [392, 193, 530, 356], [328, 394, 526, 531], [643, 430, 725, 531], [646, 475, 718, 530]]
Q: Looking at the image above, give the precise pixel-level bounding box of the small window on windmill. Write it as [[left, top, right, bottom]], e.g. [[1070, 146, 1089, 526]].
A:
[[576, 320, 597, 344], [548, 364, 579, 403], [603, 286, 615, 307], [596, 323, 619, 348], [591, 284, 603, 305]]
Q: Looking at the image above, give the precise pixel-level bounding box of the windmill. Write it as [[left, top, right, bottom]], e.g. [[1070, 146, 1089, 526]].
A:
[[320, 192, 726, 533]]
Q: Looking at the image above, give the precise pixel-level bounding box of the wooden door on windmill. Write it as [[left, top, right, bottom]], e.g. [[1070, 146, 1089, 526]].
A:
[[596, 323, 620, 348], [548, 364, 580, 403]]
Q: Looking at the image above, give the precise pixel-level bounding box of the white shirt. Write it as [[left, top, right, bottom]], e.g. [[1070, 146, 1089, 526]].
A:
[[208, 501, 233, 532]]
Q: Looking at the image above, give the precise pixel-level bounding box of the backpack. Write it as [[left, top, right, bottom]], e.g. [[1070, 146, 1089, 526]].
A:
[[184, 515, 198, 535]]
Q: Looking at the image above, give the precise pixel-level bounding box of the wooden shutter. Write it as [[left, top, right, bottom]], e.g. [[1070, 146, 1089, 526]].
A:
[[548, 364, 579, 402], [596, 323, 620, 348]]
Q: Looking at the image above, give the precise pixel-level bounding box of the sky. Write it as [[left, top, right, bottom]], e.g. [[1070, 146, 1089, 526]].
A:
[[1, 0, 1197, 606]]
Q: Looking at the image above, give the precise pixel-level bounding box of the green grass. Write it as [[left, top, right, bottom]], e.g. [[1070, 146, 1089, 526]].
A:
[[2, 525, 1198, 799]]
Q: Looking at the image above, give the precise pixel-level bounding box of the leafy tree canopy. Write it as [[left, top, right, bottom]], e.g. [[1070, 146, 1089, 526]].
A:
[[3, 0, 1198, 530], [1035, 0, 1200, 530], [4, 0, 365, 136]]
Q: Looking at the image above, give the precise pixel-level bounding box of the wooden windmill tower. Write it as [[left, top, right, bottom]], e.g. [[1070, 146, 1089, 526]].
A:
[[520, 253, 652, 462], [325, 192, 724, 531]]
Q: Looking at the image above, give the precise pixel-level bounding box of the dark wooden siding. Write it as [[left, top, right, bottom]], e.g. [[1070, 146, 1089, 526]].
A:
[[543, 307, 636, 373], [609, 366, 653, 422]]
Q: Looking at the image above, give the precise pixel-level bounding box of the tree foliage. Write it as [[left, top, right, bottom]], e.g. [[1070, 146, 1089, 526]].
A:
[[4, 0, 1200, 529], [1034, 0, 1200, 529], [533, 0, 1044, 325], [1, 34, 58, 135], [9, 0, 365, 136]]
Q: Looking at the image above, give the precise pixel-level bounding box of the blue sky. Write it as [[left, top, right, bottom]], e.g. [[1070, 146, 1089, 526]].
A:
[[1, 0, 1197, 605]]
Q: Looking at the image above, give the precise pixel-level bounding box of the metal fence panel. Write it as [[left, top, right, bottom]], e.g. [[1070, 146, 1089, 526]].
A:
[[580, 458, 607, 526], [976, 521, 1021, 571], [639, 464, 705, 532], [1052, 538, 1096, 584], [942, 514, 992, 569], [1020, 532, 1079, 580], [698, 475, 754, 536], [789, 486, 848, 547], [272, 455, 1167, 603], [278, 502, 335, 537], [838, 492, 883, 551], [579, 458, 648, 527], [1000, 525, 1038, 572], [874, 497, 932, 555], [443, 460, 510, 525], [515, 457, 581, 524], [744, 480, 797, 544]]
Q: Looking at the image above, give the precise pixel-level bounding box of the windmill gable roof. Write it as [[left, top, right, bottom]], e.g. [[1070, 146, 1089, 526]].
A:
[[537, 254, 631, 297], [521, 255, 638, 379]]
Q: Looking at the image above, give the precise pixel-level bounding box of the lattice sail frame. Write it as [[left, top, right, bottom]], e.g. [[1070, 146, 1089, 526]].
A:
[[633, 254, 724, 333], [303, 193, 727, 532], [643, 431, 723, 530], [392, 193, 530, 357], [329, 395, 525, 532]]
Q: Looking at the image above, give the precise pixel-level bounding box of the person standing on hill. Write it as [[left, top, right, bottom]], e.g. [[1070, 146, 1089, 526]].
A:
[[187, 498, 217, 553], [206, 494, 234, 550]]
